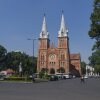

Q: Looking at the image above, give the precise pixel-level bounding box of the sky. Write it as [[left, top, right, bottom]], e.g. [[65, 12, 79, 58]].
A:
[[0, 0, 94, 63]]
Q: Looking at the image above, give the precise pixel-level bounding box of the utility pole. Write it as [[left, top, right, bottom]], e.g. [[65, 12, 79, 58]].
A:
[[27, 38, 37, 74]]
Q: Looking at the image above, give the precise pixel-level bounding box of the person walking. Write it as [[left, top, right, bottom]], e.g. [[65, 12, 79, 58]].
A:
[[32, 74, 35, 83], [80, 75, 85, 83]]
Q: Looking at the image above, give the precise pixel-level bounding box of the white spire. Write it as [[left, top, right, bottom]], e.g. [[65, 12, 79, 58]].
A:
[[40, 14, 49, 38], [58, 11, 68, 37]]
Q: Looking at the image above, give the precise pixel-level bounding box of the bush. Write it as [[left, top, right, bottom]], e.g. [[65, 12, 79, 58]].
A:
[[39, 71, 44, 78], [44, 74, 50, 79], [4, 77, 32, 81]]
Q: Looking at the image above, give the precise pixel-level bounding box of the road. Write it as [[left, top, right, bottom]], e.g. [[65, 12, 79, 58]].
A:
[[0, 78, 100, 100]]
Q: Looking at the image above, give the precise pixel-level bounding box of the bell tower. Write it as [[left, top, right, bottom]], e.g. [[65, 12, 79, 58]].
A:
[[58, 11, 70, 74], [37, 14, 50, 72]]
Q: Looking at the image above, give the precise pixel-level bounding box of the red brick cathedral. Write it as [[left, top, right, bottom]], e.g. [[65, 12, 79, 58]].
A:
[[37, 13, 81, 76]]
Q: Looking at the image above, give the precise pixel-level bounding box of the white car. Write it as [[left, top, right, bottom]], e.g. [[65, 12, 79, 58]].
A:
[[84, 75, 88, 79], [62, 74, 70, 79]]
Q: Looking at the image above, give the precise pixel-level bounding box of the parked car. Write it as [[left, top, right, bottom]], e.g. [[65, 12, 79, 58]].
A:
[[62, 74, 73, 79], [56, 74, 63, 79], [84, 75, 88, 79], [0, 74, 6, 80], [49, 75, 59, 81]]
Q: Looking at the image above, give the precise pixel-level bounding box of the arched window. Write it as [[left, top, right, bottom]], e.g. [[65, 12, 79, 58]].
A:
[[60, 55, 62, 60], [60, 62, 62, 67], [63, 54, 65, 60], [62, 40, 64, 47], [43, 55, 44, 60], [54, 62, 55, 66], [63, 62, 64, 67], [41, 55, 42, 60], [60, 40, 62, 47], [52, 62, 53, 66]]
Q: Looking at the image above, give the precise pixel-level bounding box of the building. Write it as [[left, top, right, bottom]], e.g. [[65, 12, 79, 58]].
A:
[[86, 65, 94, 76], [37, 12, 81, 76]]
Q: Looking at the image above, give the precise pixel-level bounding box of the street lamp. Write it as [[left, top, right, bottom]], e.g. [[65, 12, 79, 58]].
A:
[[27, 38, 37, 74]]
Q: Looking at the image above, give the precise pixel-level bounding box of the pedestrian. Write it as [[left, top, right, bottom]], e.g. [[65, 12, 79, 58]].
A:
[[32, 74, 35, 83], [80, 76, 85, 83]]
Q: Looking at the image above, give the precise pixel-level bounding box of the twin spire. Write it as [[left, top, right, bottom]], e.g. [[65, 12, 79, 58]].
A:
[[40, 14, 49, 38], [58, 11, 68, 37], [40, 12, 68, 38]]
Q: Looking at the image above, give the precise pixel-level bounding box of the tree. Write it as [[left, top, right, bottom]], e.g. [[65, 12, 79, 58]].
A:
[[6, 51, 37, 76], [0, 44, 38, 76], [6, 51, 23, 72], [94, 65, 100, 73], [33, 57, 37, 73], [0, 45, 7, 71], [21, 53, 32, 76], [88, 0, 100, 50], [81, 62, 86, 75], [89, 50, 100, 66], [57, 67, 65, 73], [41, 68, 48, 73], [88, 0, 100, 73], [89, 50, 100, 73], [50, 68, 55, 74], [39, 68, 48, 78]]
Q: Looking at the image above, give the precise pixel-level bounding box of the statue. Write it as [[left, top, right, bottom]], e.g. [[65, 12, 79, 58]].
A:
[[19, 62, 22, 77]]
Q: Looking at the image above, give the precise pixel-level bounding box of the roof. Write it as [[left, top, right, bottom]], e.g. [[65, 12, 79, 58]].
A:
[[70, 54, 80, 60]]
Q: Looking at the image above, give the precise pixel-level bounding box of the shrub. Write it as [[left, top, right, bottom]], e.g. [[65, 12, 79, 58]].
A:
[[4, 77, 32, 81]]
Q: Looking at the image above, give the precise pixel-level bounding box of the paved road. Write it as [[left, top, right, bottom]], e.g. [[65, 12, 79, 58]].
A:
[[0, 78, 100, 100]]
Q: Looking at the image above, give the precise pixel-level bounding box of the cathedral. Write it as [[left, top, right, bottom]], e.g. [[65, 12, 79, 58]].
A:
[[37, 12, 81, 76]]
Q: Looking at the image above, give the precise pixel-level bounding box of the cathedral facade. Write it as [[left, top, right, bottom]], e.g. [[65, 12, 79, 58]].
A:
[[37, 13, 81, 76]]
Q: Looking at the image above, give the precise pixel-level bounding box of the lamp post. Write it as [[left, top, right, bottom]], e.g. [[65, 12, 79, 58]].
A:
[[27, 38, 37, 74]]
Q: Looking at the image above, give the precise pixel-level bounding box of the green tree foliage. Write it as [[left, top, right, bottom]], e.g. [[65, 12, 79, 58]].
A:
[[88, 0, 100, 50], [50, 68, 55, 74], [88, 0, 100, 73], [89, 50, 100, 73], [0, 45, 7, 71], [57, 67, 65, 73], [6, 51, 37, 76], [33, 57, 37, 73], [6, 51, 23, 71], [95, 65, 100, 73], [81, 62, 86, 74], [39, 68, 48, 78], [89, 50, 100, 66], [41, 68, 48, 73], [0, 44, 37, 76]]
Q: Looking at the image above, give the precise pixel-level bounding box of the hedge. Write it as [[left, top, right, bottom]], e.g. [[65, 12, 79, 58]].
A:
[[4, 77, 32, 81]]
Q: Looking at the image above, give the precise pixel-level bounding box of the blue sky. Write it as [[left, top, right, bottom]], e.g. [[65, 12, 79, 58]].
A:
[[0, 0, 94, 63]]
